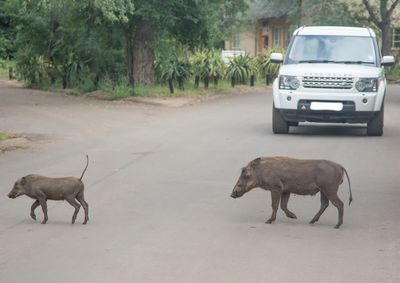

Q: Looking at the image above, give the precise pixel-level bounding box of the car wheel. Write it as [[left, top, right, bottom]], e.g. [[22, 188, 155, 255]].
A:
[[272, 104, 289, 134], [367, 104, 384, 136]]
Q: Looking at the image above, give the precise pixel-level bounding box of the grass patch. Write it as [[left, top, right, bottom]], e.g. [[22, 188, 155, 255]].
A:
[[0, 131, 14, 141], [2, 68, 270, 100], [99, 80, 134, 100], [0, 67, 8, 79], [0, 60, 16, 80], [132, 79, 260, 98]]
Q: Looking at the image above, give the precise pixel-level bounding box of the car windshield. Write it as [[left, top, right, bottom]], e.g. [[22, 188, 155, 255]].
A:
[[286, 35, 377, 65]]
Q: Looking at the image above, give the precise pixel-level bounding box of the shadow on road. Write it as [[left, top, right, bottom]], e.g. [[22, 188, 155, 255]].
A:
[[290, 124, 367, 136]]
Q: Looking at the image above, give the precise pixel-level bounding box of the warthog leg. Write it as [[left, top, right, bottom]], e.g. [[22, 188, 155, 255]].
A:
[[30, 200, 40, 221], [280, 192, 297, 219], [65, 196, 81, 224], [324, 189, 344, 228], [330, 195, 344, 229], [266, 190, 281, 224], [310, 192, 329, 224], [76, 192, 89, 224], [38, 198, 48, 224]]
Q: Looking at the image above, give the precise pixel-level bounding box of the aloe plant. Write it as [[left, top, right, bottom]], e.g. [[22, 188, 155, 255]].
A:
[[176, 58, 191, 90], [155, 55, 191, 94], [225, 54, 253, 87], [248, 57, 259, 86], [190, 49, 225, 89], [190, 50, 207, 88], [256, 47, 286, 85], [208, 50, 226, 86]]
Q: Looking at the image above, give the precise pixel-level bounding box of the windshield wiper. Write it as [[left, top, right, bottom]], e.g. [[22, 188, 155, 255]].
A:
[[333, 60, 375, 64], [299, 60, 337, 63]]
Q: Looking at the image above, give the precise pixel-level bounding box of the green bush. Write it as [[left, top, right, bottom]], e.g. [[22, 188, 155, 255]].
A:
[[386, 53, 400, 80], [225, 54, 254, 87], [100, 78, 133, 100], [256, 47, 286, 83]]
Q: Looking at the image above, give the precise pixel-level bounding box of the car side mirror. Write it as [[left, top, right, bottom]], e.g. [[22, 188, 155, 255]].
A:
[[381, 56, 395, 66], [270, 53, 284, 64]]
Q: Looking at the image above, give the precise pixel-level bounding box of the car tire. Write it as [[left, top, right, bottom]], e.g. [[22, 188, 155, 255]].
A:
[[367, 103, 384, 136], [272, 104, 289, 134]]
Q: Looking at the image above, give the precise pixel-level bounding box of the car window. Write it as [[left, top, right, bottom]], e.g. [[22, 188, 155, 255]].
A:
[[287, 35, 376, 65]]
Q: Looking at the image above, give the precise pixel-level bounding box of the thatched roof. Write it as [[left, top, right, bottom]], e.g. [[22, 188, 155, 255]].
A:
[[256, 10, 288, 20]]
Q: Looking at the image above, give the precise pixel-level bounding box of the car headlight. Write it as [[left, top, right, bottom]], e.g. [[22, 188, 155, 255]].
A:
[[355, 78, 378, 92], [279, 75, 300, 90]]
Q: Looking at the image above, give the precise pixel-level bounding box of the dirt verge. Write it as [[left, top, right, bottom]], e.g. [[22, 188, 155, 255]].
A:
[[0, 133, 32, 153]]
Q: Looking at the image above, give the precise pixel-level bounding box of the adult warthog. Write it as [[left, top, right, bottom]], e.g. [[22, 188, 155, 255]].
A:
[[231, 157, 352, 228]]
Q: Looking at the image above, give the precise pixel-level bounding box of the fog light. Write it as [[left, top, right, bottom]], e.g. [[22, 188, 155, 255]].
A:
[[287, 96, 292, 101], [362, 98, 368, 104]]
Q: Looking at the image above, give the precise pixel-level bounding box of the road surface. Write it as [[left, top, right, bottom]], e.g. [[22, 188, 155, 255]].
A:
[[1, 80, 399, 283]]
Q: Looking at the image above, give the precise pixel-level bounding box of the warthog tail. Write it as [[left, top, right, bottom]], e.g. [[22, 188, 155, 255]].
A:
[[343, 167, 352, 205], [79, 155, 89, 181]]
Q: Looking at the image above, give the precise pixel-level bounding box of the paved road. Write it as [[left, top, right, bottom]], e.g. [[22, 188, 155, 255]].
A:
[[1, 80, 399, 283]]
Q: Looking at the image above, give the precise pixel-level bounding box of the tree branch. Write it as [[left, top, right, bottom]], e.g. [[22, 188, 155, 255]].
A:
[[388, 0, 399, 15], [362, 0, 381, 27]]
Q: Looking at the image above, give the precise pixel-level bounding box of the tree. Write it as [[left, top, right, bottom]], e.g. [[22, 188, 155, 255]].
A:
[[4, 0, 247, 89], [261, 0, 368, 29], [0, 0, 17, 60], [12, 0, 133, 87], [362, 0, 399, 55], [126, 0, 247, 86]]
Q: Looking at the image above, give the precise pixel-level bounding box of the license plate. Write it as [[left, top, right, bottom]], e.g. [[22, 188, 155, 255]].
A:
[[310, 102, 343, 111]]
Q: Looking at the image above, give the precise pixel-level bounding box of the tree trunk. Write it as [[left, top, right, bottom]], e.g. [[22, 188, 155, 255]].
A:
[[362, 0, 399, 56], [8, 67, 13, 80], [62, 75, 67, 89], [380, 20, 392, 56], [195, 76, 200, 88], [131, 19, 155, 85], [250, 75, 255, 86], [214, 75, 219, 86], [127, 36, 134, 86], [177, 77, 184, 90], [168, 79, 174, 94], [94, 74, 100, 88], [204, 76, 209, 89], [266, 74, 270, 85], [231, 77, 235, 87]]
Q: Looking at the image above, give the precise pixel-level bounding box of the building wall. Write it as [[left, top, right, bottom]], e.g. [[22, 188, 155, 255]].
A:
[[225, 18, 290, 56], [225, 29, 257, 56], [257, 18, 291, 50]]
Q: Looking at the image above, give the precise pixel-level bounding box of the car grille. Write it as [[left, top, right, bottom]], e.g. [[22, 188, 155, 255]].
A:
[[302, 76, 354, 89]]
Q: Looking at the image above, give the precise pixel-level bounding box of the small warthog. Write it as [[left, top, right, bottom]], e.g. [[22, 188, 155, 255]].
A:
[[8, 156, 89, 224], [231, 156, 352, 228]]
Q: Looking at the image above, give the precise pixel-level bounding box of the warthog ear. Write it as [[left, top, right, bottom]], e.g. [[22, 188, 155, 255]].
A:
[[20, 177, 27, 185], [249, 157, 261, 168]]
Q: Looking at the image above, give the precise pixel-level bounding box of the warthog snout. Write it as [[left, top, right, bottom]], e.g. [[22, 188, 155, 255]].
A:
[[8, 193, 16, 199], [231, 185, 246, 199]]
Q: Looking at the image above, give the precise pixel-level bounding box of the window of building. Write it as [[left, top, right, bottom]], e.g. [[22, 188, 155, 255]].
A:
[[272, 27, 282, 47], [392, 28, 400, 48], [232, 31, 240, 49]]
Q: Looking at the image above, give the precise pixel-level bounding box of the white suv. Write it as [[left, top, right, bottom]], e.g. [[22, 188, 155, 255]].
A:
[[271, 26, 395, 136]]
